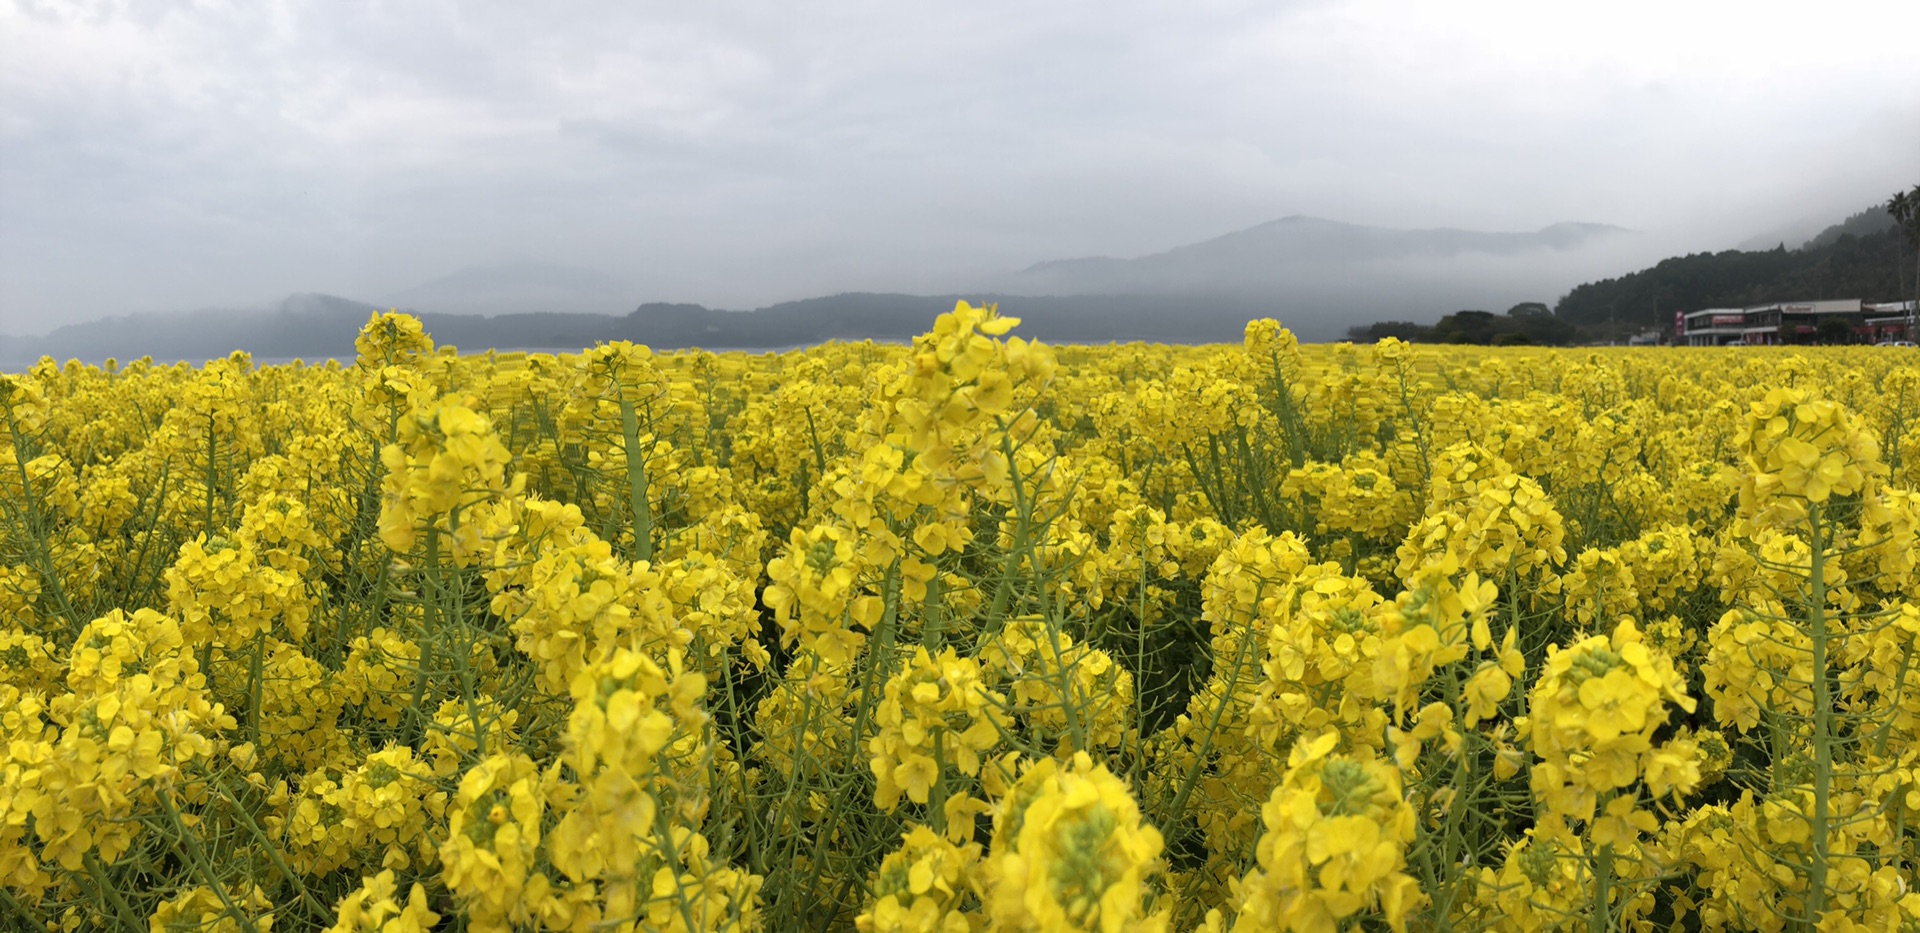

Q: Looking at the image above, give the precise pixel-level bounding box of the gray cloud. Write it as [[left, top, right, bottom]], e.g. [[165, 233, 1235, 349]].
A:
[[2, 0, 1917, 335]]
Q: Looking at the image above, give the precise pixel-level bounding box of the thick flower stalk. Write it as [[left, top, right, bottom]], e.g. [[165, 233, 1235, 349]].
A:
[[574, 341, 671, 562]]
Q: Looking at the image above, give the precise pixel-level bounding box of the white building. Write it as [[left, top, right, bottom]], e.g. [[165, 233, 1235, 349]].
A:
[[1682, 308, 1746, 346], [1739, 299, 1865, 345]]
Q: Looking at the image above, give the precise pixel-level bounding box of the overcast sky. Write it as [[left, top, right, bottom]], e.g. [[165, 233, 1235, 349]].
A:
[[3, 0, 1917, 335]]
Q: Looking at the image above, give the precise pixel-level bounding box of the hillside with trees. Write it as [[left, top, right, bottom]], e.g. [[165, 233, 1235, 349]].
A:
[[1342, 195, 1917, 345], [1552, 206, 1908, 328], [1803, 203, 1898, 249]]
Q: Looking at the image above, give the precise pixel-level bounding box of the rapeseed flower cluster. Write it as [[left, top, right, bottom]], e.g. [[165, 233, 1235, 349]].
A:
[[869, 647, 1007, 811]]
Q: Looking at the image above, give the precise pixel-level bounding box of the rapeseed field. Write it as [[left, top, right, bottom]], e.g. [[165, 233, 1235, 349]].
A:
[[4, 303, 1918, 931]]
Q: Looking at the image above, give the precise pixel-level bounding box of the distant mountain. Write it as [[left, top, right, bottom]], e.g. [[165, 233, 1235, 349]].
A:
[[2, 293, 381, 365], [384, 261, 635, 316], [0, 215, 1652, 365], [2, 291, 1305, 368], [996, 216, 1630, 295]]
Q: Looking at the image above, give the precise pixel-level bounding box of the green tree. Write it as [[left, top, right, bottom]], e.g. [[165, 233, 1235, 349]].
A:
[[1507, 302, 1576, 345], [1432, 310, 1500, 344]]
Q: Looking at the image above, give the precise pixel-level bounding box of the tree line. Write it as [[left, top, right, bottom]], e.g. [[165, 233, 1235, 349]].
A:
[[1347, 303, 1581, 346]]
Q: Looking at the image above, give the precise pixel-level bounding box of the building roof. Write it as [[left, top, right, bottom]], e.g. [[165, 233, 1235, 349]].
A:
[[1745, 299, 1863, 315]]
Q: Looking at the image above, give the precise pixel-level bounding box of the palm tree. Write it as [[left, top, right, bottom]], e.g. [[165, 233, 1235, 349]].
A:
[[1889, 186, 1920, 338]]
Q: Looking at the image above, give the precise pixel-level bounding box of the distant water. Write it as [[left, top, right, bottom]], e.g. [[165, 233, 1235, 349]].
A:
[[4, 342, 868, 372], [246, 344, 827, 367]]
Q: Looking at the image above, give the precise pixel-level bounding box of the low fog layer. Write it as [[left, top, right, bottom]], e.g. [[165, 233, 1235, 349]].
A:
[[2, 1, 1918, 337]]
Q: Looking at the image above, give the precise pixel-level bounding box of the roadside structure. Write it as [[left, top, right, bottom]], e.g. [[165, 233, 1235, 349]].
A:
[[1678, 299, 1880, 345]]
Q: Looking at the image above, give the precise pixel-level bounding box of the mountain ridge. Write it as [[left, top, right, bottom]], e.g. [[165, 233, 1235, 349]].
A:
[[1005, 215, 1631, 294], [1, 291, 1302, 367], [1547, 198, 1911, 329], [1, 214, 1645, 363]]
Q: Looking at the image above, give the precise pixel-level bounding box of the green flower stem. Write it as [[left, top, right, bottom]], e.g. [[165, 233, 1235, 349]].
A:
[[619, 397, 653, 564]]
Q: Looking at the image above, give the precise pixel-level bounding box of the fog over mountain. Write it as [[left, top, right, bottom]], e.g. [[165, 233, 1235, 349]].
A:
[[385, 262, 637, 317], [1000, 216, 1628, 294], [0, 212, 1665, 365], [989, 216, 1640, 322]]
